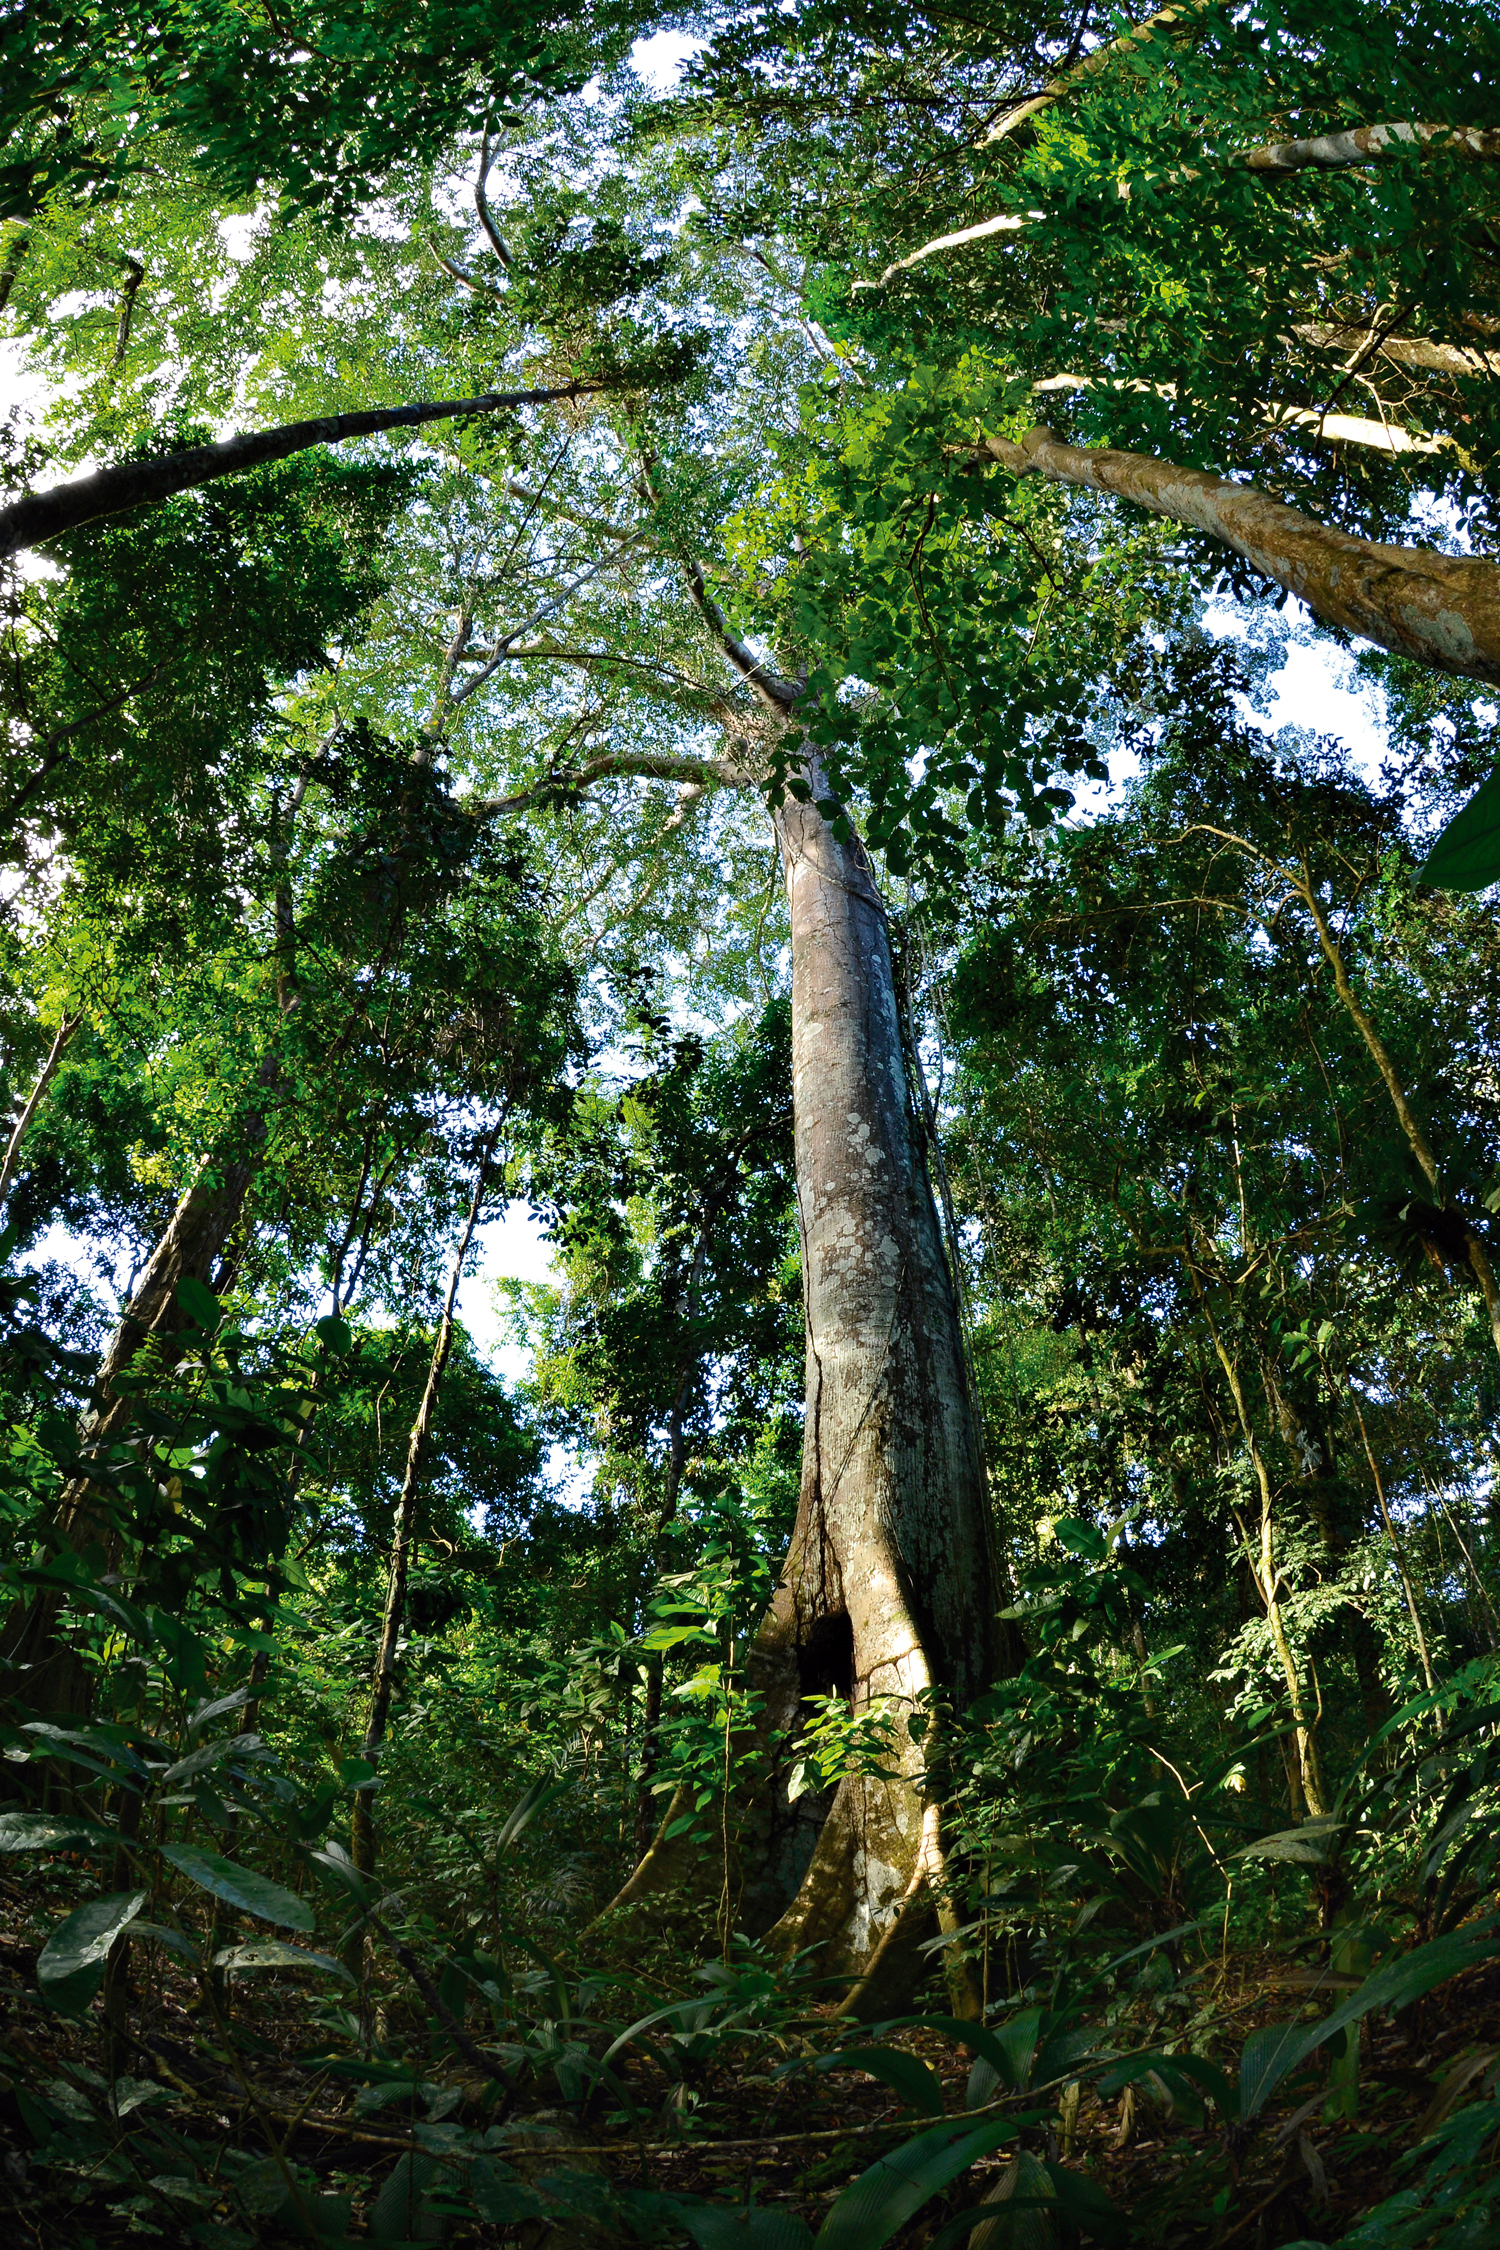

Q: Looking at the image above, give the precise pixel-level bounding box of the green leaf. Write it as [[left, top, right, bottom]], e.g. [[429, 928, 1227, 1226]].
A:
[[38, 1890, 146, 2013], [825, 2046, 947, 2118], [1420, 769, 1500, 891], [1239, 2022, 1307, 2122], [1239, 1924, 1500, 2120], [214, 1940, 354, 1986], [175, 1275, 222, 1330], [1232, 1818, 1341, 1866], [0, 1812, 115, 1852], [814, 2118, 1017, 2249], [188, 1687, 251, 1739], [682, 2210, 816, 2250], [162, 1844, 315, 1930]]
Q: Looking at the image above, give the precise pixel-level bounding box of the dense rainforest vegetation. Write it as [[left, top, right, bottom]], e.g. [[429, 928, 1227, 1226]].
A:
[[3, 0, 1500, 2243]]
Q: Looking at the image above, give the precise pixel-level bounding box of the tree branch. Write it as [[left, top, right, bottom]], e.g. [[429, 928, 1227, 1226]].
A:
[[474, 128, 515, 267], [0, 1014, 81, 1209], [981, 423, 1500, 683], [857, 212, 1030, 292], [0, 381, 610, 557], [1244, 121, 1500, 173], [1296, 321, 1500, 379], [472, 747, 749, 820], [983, 0, 1225, 143]]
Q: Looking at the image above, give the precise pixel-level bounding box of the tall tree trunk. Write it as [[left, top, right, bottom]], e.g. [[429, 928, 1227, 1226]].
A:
[[2, 790, 306, 1714], [0, 1132, 266, 1716], [1196, 1299, 1328, 1816], [748, 763, 1001, 2010], [606, 762, 1001, 2015], [635, 1211, 715, 1855]]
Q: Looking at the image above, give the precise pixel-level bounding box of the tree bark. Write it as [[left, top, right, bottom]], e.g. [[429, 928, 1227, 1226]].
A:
[[1243, 122, 1500, 173], [984, 426, 1500, 685], [0, 381, 606, 558], [746, 760, 1000, 2010], [0, 1133, 267, 1714], [606, 757, 1001, 2013], [983, 0, 1224, 143]]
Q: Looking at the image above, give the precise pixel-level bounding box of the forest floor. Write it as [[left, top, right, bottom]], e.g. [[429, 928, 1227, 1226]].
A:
[[2, 1879, 1496, 2249]]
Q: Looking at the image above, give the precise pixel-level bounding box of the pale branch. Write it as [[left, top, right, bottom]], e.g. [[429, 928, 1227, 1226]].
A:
[[1295, 321, 1500, 380], [0, 381, 609, 557], [982, 423, 1500, 683], [447, 539, 650, 708], [681, 557, 797, 714], [471, 747, 749, 820], [1033, 370, 1453, 455], [857, 212, 1030, 292], [1244, 121, 1500, 173], [475, 129, 515, 268], [503, 479, 644, 542], [490, 639, 743, 719], [983, 0, 1225, 142], [872, 115, 1500, 292], [738, 241, 858, 370], [426, 238, 505, 300]]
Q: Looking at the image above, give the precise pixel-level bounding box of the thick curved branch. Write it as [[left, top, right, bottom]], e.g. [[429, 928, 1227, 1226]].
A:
[[1297, 321, 1500, 379], [1244, 121, 1500, 173], [983, 423, 1500, 683], [475, 129, 515, 268], [0, 380, 609, 557], [681, 558, 798, 714]]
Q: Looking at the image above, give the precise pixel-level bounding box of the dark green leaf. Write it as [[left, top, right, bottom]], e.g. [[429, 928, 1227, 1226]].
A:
[[163, 1844, 315, 1930], [38, 1890, 146, 2013], [814, 2118, 1018, 2249], [1420, 770, 1500, 891]]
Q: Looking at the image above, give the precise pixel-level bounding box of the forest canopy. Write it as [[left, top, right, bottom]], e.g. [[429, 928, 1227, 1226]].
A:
[[2, 1, 1500, 2245]]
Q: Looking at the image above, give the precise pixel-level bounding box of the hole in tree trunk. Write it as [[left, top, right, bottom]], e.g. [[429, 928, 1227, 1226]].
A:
[[797, 1608, 855, 1705]]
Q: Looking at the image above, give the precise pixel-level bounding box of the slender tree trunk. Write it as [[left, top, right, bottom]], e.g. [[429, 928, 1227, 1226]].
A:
[[1342, 1374, 1437, 1693], [0, 1013, 80, 1211], [349, 1128, 499, 1882], [635, 1214, 714, 1855], [1191, 1277, 1327, 1815], [2, 792, 306, 1713], [984, 428, 1500, 686], [0, 1132, 267, 1715], [1296, 866, 1500, 1370]]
